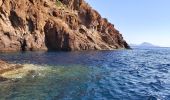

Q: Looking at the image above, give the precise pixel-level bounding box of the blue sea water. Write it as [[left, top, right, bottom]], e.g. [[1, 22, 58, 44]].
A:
[[0, 47, 170, 100]]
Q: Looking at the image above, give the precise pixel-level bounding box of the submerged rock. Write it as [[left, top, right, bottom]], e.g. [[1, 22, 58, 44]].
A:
[[0, 60, 24, 81], [0, 0, 130, 52], [0, 63, 48, 79], [0, 60, 44, 80], [0, 76, 8, 82], [0, 60, 23, 74]]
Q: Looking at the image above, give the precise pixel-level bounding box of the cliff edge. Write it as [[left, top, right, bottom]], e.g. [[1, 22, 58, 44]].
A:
[[0, 0, 130, 52]]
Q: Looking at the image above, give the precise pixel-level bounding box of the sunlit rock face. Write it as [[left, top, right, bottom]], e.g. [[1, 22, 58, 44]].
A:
[[0, 0, 130, 52]]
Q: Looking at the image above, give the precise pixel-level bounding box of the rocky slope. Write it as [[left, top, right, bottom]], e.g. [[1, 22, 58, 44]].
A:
[[0, 0, 130, 52]]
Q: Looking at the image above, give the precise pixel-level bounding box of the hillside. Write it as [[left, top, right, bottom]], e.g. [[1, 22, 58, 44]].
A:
[[139, 42, 158, 47], [0, 0, 129, 52], [130, 42, 159, 48]]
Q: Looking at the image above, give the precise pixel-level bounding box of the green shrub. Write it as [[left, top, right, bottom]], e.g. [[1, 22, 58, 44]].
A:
[[56, 0, 63, 7]]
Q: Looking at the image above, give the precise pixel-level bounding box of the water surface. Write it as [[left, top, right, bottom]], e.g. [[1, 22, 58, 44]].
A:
[[0, 48, 170, 100]]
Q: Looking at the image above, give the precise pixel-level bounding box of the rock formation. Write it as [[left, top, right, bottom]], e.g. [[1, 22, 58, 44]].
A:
[[0, 0, 130, 52]]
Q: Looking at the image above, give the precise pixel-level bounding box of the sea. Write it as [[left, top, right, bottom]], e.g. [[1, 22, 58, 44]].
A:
[[0, 47, 170, 100]]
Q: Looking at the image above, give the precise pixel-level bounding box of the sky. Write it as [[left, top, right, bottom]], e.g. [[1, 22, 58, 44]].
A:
[[85, 0, 170, 47]]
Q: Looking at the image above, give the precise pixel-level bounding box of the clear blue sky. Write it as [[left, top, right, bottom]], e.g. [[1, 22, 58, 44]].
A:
[[85, 0, 170, 47]]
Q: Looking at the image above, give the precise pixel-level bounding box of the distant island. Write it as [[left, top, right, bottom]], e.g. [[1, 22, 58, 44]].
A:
[[130, 42, 159, 48]]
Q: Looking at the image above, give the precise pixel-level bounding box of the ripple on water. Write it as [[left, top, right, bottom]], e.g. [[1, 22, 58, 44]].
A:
[[0, 48, 170, 100]]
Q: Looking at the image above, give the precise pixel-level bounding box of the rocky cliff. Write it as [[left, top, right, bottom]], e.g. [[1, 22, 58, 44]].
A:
[[0, 0, 130, 52]]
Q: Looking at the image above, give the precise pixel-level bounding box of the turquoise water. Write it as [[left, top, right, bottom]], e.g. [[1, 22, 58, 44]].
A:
[[0, 48, 170, 100]]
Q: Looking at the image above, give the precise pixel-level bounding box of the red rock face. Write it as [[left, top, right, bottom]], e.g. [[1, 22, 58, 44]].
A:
[[0, 0, 130, 52]]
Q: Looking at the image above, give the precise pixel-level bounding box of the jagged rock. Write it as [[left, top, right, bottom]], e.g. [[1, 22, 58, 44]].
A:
[[0, 0, 130, 52]]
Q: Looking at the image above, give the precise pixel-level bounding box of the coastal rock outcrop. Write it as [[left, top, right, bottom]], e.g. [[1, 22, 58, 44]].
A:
[[0, 0, 130, 52]]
